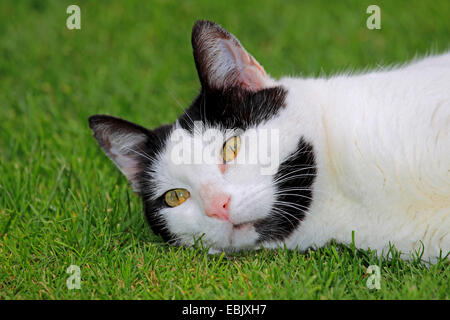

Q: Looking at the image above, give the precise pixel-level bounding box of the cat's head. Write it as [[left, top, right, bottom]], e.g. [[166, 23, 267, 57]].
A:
[[89, 20, 316, 251]]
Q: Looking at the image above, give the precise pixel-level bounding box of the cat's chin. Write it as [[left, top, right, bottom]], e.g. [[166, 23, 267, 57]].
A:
[[183, 222, 260, 253], [209, 220, 260, 252]]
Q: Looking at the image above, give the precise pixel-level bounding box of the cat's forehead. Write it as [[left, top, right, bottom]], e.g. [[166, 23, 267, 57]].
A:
[[178, 86, 288, 131], [158, 123, 229, 163], [153, 124, 239, 182]]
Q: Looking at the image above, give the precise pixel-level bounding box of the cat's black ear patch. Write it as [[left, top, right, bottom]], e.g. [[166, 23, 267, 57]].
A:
[[88, 114, 155, 193], [192, 20, 269, 91]]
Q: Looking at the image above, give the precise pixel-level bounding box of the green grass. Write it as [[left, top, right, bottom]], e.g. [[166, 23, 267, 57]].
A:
[[0, 0, 449, 299]]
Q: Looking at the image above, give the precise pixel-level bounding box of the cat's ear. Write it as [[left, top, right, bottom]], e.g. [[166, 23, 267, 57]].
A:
[[89, 115, 153, 193], [192, 20, 271, 91]]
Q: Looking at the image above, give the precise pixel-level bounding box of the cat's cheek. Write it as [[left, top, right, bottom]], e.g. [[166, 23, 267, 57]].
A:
[[161, 204, 203, 237]]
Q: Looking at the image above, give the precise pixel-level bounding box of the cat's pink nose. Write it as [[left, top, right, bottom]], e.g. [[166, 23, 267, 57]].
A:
[[205, 194, 231, 221], [200, 184, 231, 221]]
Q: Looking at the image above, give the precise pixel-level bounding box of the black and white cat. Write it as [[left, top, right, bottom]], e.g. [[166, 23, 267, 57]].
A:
[[89, 20, 449, 262]]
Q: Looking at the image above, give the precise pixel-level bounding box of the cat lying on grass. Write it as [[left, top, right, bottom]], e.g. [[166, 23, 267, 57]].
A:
[[89, 20, 449, 263]]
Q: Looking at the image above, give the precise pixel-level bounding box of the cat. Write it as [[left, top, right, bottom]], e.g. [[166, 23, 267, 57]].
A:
[[89, 20, 450, 263]]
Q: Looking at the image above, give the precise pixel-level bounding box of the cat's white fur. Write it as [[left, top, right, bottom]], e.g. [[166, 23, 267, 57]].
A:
[[270, 53, 450, 261], [151, 52, 449, 262]]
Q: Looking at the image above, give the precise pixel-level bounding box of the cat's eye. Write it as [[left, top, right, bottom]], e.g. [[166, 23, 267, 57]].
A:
[[164, 189, 190, 207], [222, 136, 241, 162]]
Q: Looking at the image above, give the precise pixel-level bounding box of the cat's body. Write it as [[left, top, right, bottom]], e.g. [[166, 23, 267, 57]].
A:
[[273, 54, 450, 260], [89, 21, 449, 263]]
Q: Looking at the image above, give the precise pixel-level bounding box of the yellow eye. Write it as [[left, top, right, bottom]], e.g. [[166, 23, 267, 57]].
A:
[[164, 189, 190, 207], [222, 136, 241, 162]]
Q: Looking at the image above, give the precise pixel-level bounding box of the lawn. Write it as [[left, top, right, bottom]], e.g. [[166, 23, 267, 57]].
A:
[[0, 0, 449, 299]]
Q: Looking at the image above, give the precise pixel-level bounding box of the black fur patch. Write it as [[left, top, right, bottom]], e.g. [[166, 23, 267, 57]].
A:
[[255, 138, 316, 243], [178, 86, 287, 131]]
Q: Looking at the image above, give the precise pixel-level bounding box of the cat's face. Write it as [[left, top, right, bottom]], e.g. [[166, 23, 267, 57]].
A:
[[89, 20, 316, 251]]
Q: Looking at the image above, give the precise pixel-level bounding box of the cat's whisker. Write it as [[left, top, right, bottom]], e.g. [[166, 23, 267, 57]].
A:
[[268, 208, 298, 230], [274, 192, 315, 202], [273, 173, 317, 185], [273, 200, 311, 212], [270, 207, 303, 222], [270, 206, 305, 228], [273, 167, 317, 183], [276, 187, 327, 195]]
